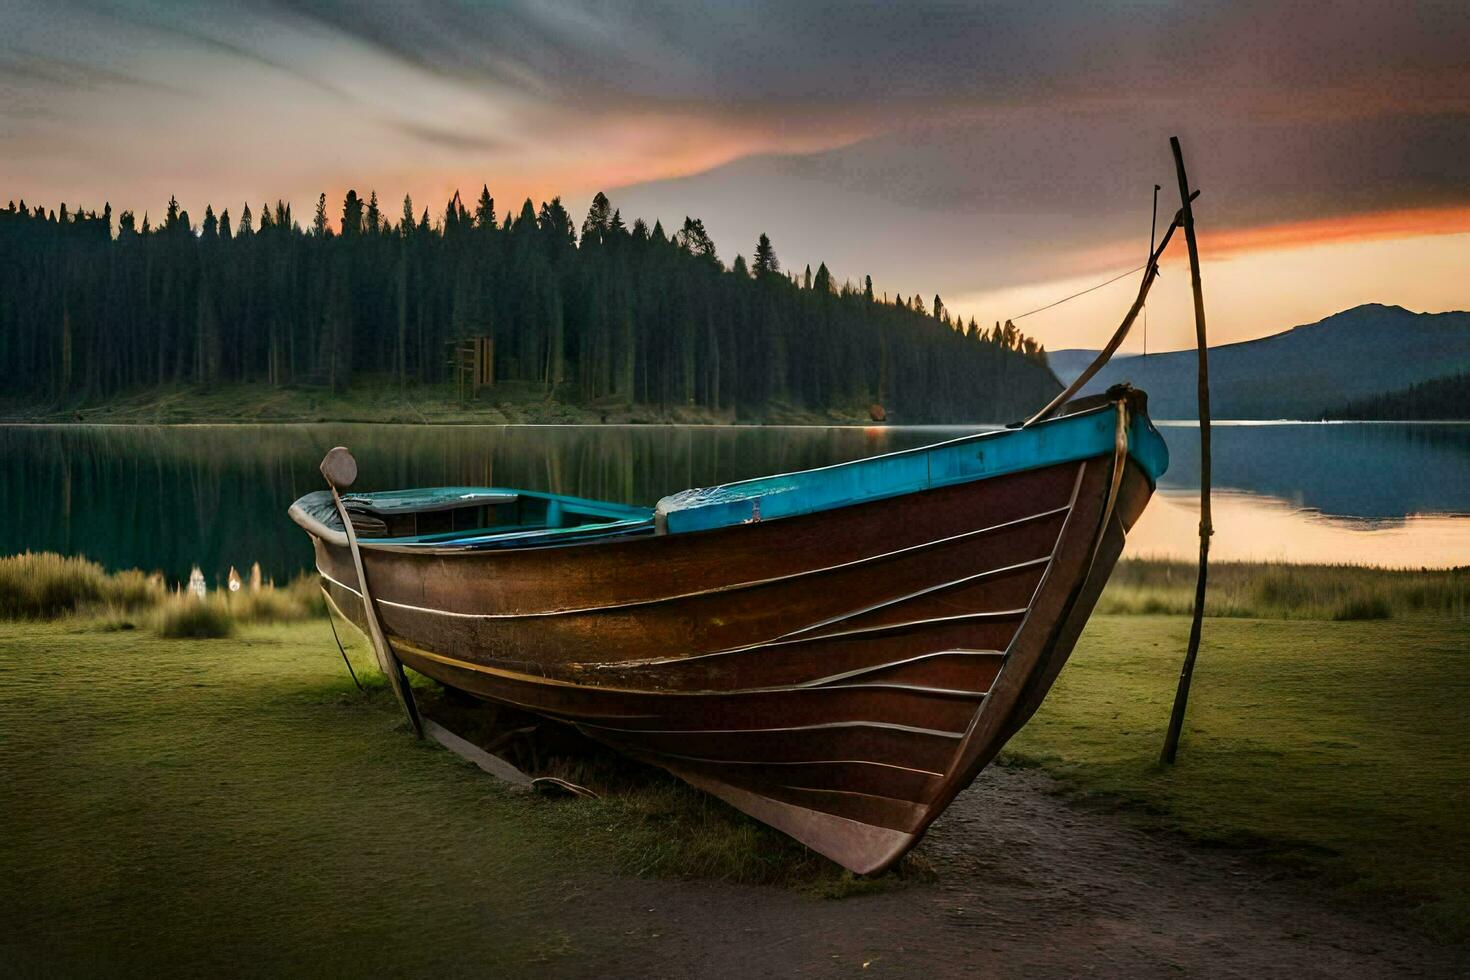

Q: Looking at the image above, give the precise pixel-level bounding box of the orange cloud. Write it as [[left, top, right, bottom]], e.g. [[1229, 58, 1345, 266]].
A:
[[1067, 203, 1470, 277], [1193, 205, 1470, 258]]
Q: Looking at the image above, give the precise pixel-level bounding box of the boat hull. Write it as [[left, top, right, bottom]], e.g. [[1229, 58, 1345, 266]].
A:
[[312, 448, 1154, 874]]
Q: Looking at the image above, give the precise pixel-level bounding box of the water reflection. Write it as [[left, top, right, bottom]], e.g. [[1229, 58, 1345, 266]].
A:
[[1156, 422, 1470, 521], [1129, 491, 1470, 568], [1, 420, 1466, 583]]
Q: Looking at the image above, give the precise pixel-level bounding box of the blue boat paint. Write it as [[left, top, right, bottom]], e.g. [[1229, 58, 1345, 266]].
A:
[[657, 403, 1168, 535], [309, 401, 1168, 548]]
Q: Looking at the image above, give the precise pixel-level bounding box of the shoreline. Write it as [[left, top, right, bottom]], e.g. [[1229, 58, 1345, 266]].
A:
[[0, 380, 883, 428], [7, 380, 1468, 429]]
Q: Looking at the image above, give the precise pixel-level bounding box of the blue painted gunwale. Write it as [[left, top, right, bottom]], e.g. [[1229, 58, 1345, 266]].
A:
[[325, 401, 1168, 550], [654, 402, 1167, 535]]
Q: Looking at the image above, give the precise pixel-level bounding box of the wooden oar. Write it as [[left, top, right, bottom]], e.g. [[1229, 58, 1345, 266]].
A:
[[320, 446, 424, 738]]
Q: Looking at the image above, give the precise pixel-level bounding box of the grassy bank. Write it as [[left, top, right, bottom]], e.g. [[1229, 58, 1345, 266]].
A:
[[1100, 559, 1469, 621], [1006, 615, 1470, 938], [0, 378, 876, 426]]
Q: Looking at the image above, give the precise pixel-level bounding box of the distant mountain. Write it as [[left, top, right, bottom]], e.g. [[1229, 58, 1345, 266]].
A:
[[1044, 348, 1137, 384], [1045, 305, 1470, 419]]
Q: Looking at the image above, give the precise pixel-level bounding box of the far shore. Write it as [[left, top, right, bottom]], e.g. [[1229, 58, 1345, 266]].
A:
[[7, 382, 1469, 428], [0, 380, 884, 427]]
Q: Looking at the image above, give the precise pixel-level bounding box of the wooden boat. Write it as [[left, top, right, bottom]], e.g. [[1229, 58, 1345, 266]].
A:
[[289, 385, 1168, 873]]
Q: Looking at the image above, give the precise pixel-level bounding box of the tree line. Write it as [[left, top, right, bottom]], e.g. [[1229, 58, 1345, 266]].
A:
[[1324, 371, 1470, 421], [0, 189, 1058, 422]]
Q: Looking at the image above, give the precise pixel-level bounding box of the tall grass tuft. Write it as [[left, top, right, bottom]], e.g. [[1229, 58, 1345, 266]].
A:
[[0, 551, 327, 637], [154, 596, 236, 638], [0, 552, 165, 619], [220, 575, 325, 624], [1101, 559, 1469, 621], [151, 574, 324, 638]]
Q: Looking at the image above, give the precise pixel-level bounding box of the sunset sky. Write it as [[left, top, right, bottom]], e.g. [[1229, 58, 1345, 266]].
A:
[[4, 0, 1467, 352]]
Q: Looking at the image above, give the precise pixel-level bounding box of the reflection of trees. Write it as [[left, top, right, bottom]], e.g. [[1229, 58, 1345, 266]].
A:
[[1, 425, 953, 584]]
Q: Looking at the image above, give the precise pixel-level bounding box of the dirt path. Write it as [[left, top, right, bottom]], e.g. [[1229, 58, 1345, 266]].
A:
[[553, 767, 1464, 979]]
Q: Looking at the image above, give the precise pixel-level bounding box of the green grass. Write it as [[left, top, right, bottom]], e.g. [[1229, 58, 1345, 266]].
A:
[[0, 618, 900, 975], [1007, 615, 1470, 938], [1100, 559, 1470, 621], [0, 620, 643, 975], [3, 605, 1467, 972]]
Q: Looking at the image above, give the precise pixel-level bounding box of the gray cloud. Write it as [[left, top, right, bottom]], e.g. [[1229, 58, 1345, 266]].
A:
[[394, 119, 509, 154], [244, 0, 1469, 110], [26, 1, 1467, 113]]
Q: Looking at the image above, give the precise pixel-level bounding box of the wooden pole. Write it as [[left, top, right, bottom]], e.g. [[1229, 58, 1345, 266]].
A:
[[1160, 136, 1212, 765], [1145, 184, 1160, 357]]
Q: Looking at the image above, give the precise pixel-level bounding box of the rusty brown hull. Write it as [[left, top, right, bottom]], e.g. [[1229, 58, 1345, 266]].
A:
[[313, 451, 1154, 874]]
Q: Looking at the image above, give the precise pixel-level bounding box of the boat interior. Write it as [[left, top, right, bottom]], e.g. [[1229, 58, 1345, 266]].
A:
[[288, 486, 656, 551]]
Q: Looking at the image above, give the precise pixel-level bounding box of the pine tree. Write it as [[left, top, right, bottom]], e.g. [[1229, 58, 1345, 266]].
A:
[[312, 193, 328, 237], [341, 190, 363, 237], [676, 217, 717, 264], [475, 185, 495, 230], [582, 191, 612, 243], [813, 262, 833, 294], [366, 191, 381, 235], [165, 195, 181, 234], [753, 233, 779, 277]]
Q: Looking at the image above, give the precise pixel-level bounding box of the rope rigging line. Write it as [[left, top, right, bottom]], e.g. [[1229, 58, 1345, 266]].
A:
[[1007, 262, 1147, 322], [1007, 187, 1169, 329], [323, 596, 365, 692]]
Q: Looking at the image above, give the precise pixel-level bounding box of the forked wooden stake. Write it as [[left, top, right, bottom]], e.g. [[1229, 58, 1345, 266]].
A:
[[1160, 136, 1213, 765], [321, 446, 424, 738]]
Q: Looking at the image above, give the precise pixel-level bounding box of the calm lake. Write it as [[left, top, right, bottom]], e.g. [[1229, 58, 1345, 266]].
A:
[[3, 421, 1467, 584]]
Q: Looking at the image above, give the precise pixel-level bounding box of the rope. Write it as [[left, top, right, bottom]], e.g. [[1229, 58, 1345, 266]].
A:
[[1008, 263, 1147, 321], [323, 599, 365, 692]]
